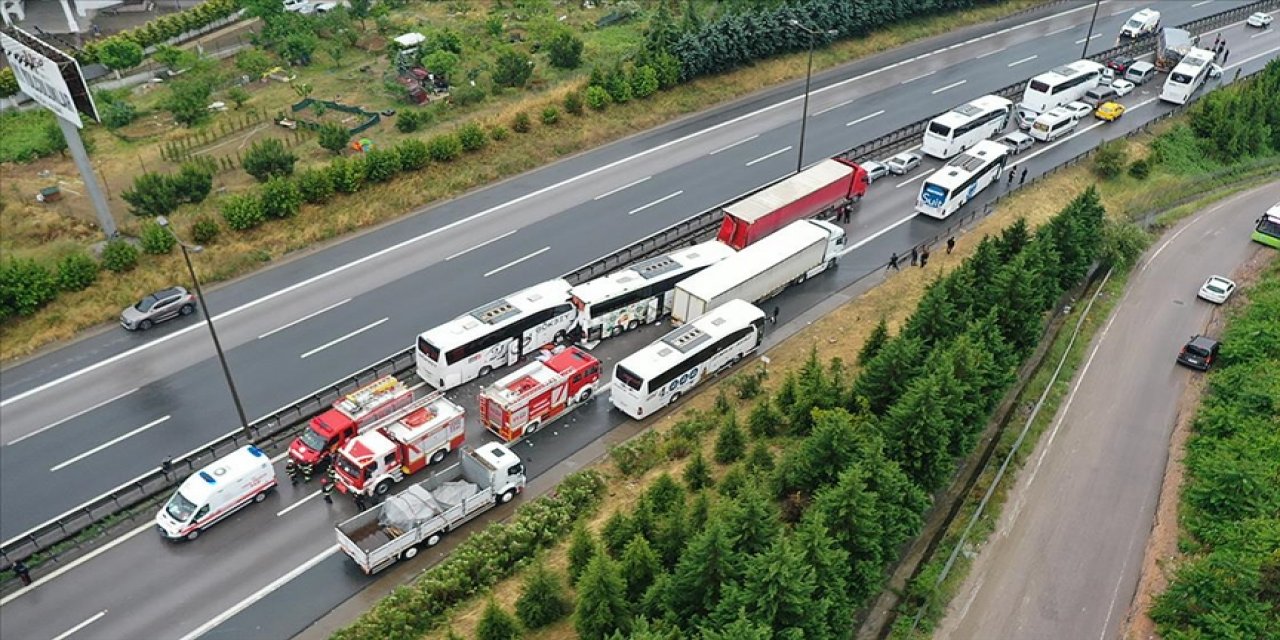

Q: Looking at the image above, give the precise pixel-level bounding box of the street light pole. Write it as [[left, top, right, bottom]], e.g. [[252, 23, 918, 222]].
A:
[[157, 217, 253, 441], [1081, 0, 1102, 58], [788, 21, 839, 174]]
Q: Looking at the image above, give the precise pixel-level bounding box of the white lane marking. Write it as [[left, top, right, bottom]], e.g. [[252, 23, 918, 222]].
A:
[[1075, 33, 1103, 44], [0, 2, 1104, 412], [628, 190, 686, 215], [177, 545, 341, 640], [7, 388, 138, 447], [708, 135, 758, 155], [257, 298, 351, 340], [49, 610, 107, 640], [745, 147, 793, 167], [50, 416, 171, 472], [814, 99, 854, 116], [299, 318, 389, 359], [840, 213, 917, 255], [276, 490, 322, 517], [1048, 25, 1074, 36], [900, 70, 936, 84], [846, 110, 885, 127], [1008, 54, 1038, 67], [1110, 8, 1130, 16], [894, 173, 929, 189], [975, 47, 1005, 59], [1192, 0, 1212, 7], [445, 230, 518, 261], [592, 176, 652, 200], [931, 79, 968, 94], [1252, 30, 1271, 39], [484, 247, 552, 277], [0, 523, 150, 607], [1142, 212, 1207, 273]]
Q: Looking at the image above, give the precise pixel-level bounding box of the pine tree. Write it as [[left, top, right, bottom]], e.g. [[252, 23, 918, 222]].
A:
[[794, 512, 856, 639], [775, 408, 874, 496], [475, 599, 521, 640], [810, 462, 885, 604], [515, 561, 571, 630], [966, 236, 1004, 311], [652, 498, 690, 569], [788, 347, 840, 434], [568, 522, 599, 584], [720, 481, 780, 556], [667, 520, 742, 625], [688, 490, 711, 535], [902, 275, 963, 348], [682, 449, 713, 491], [995, 217, 1030, 261], [601, 510, 635, 558], [745, 442, 774, 473], [720, 536, 823, 638], [881, 370, 955, 491], [698, 615, 771, 640], [992, 250, 1048, 354], [858, 317, 890, 366], [620, 534, 662, 602], [645, 473, 686, 518], [713, 411, 747, 464], [851, 334, 926, 415], [746, 393, 785, 438], [574, 554, 631, 640]]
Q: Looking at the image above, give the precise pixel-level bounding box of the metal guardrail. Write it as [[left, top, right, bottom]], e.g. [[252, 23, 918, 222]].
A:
[[2, 0, 1274, 580]]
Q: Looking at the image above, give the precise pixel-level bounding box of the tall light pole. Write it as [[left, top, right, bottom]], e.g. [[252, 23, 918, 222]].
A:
[[1081, 0, 1102, 58], [788, 20, 839, 174], [156, 216, 252, 441]]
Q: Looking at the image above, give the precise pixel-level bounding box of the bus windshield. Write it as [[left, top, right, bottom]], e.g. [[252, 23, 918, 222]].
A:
[[615, 365, 644, 391], [1029, 80, 1051, 93], [1171, 72, 1194, 84], [927, 122, 952, 137], [417, 336, 440, 362]]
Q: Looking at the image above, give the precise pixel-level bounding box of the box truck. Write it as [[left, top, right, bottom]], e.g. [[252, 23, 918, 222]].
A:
[[716, 159, 867, 250]]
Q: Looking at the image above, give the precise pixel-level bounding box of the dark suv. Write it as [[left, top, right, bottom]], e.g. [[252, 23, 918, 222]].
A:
[[1176, 335, 1220, 371], [121, 287, 197, 331]]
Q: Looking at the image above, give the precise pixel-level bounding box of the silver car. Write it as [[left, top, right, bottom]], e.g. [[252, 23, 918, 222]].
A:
[[121, 287, 197, 331], [862, 161, 890, 184], [886, 151, 923, 175]]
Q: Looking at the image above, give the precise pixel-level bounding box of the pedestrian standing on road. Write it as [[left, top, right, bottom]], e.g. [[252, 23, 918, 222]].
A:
[[919, 247, 930, 268], [910, 245, 919, 266], [771, 305, 780, 325], [286, 460, 299, 484], [1234, 68, 1242, 82], [1020, 167, 1028, 185], [888, 252, 900, 271], [1213, 33, 1220, 48], [321, 477, 334, 504], [301, 463, 313, 483], [13, 560, 32, 587], [946, 236, 955, 254], [353, 492, 367, 511], [1008, 170, 1016, 186], [1223, 49, 1229, 64]]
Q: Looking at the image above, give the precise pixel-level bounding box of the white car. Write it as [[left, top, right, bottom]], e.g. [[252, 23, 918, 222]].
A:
[[1198, 276, 1237, 304], [862, 161, 890, 184], [886, 151, 923, 175], [1246, 12, 1273, 28], [1065, 101, 1092, 121], [1110, 79, 1136, 97]]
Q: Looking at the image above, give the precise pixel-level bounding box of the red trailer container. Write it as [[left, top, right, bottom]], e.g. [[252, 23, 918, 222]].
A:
[[716, 158, 868, 250]]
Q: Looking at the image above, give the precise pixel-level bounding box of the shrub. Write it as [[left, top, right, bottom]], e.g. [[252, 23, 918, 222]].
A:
[[122, 172, 180, 217], [56, 252, 98, 292], [475, 600, 521, 640], [97, 37, 144, 74], [511, 111, 532, 133], [318, 122, 350, 154], [328, 157, 365, 194], [242, 138, 297, 182], [450, 83, 486, 107], [546, 30, 584, 69], [190, 215, 221, 245], [174, 161, 214, 204], [714, 414, 746, 464], [541, 106, 560, 126], [226, 86, 250, 109], [585, 85, 611, 111], [99, 98, 138, 129], [102, 240, 139, 273], [395, 108, 433, 133], [0, 68, 18, 99], [422, 50, 460, 81], [631, 65, 659, 99], [395, 139, 430, 171], [457, 122, 487, 152], [235, 49, 273, 78], [604, 66, 632, 103], [493, 47, 534, 88], [260, 176, 302, 219], [140, 221, 176, 255], [563, 90, 584, 116], [363, 148, 402, 183], [484, 15, 503, 37], [163, 77, 213, 127], [427, 133, 462, 162], [0, 259, 58, 318], [220, 193, 266, 231], [515, 561, 571, 630], [1128, 157, 1151, 180], [489, 125, 510, 141], [1093, 141, 1128, 179], [652, 51, 682, 89], [297, 168, 336, 203]]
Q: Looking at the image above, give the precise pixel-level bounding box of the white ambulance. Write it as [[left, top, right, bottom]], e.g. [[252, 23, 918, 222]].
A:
[[156, 445, 277, 541]]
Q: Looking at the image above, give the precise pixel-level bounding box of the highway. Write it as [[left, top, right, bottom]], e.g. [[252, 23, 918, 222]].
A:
[[937, 182, 1280, 640], [0, 2, 1275, 639]]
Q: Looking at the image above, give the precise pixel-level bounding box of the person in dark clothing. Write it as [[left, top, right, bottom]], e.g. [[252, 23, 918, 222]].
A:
[[910, 245, 919, 266], [353, 492, 367, 511], [13, 560, 32, 586], [919, 247, 930, 268], [1020, 168, 1028, 185], [771, 305, 780, 325], [946, 236, 955, 254], [286, 460, 299, 484], [1222, 48, 1229, 63], [1008, 170, 1016, 186], [888, 252, 900, 271], [321, 478, 334, 504]]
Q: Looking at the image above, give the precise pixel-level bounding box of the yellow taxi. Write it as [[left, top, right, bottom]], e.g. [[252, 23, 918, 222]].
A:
[[1094, 101, 1126, 122]]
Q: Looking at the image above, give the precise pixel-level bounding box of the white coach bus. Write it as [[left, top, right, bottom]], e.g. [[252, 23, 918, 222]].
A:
[[915, 139, 1010, 219], [610, 299, 765, 419], [1015, 59, 1105, 128], [416, 279, 576, 390], [1160, 48, 1215, 105], [922, 94, 1014, 159]]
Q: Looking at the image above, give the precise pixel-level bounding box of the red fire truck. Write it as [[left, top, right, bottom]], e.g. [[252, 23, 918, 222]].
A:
[[478, 346, 600, 443], [333, 391, 466, 497], [288, 375, 414, 473]]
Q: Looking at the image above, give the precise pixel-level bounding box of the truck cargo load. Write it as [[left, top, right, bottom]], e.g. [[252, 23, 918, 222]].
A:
[[288, 375, 414, 470], [1156, 28, 1196, 71], [478, 346, 600, 443], [716, 159, 867, 250], [673, 219, 845, 324]]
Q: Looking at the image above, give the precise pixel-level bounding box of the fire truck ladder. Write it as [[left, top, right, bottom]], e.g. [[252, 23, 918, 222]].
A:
[[363, 389, 448, 430], [336, 376, 405, 415]]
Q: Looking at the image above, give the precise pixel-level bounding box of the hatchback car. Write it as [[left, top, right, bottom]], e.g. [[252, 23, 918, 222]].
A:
[[1065, 101, 1092, 120], [886, 151, 923, 175], [1247, 12, 1273, 28], [1176, 335, 1220, 371], [1110, 79, 1136, 97], [121, 287, 197, 331], [1198, 275, 1237, 304], [1094, 101, 1126, 122], [998, 131, 1035, 155], [862, 160, 890, 184]]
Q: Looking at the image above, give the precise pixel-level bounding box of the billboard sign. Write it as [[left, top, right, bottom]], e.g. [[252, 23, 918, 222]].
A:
[[1, 27, 97, 128]]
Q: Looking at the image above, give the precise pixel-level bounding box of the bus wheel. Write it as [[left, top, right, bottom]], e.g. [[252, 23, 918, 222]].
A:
[[479, 366, 492, 378], [626, 320, 639, 332], [669, 392, 682, 407], [554, 330, 566, 344], [375, 480, 393, 496]]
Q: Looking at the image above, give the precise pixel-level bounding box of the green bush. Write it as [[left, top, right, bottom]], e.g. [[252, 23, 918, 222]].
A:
[[226, 87, 250, 109], [220, 193, 266, 231], [174, 161, 214, 204], [235, 49, 274, 78], [422, 50, 460, 81], [1093, 142, 1128, 179], [450, 83, 486, 107], [97, 37, 144, 73], [98, 96, 138, 129], [363, 148, 402, 183], [493, 47, 534, 88], [395, 139, 431, 171], [585, 85, 611, 111], [489, 125, 510, 141], [515, 561, 571, 629], [395, 109, 433, 134], [563, 90, 584, 116], [56, 252, 99, 292], [140, 221, 177, 255], [242, 138, 297, 182], [296, 168, 335, 204], [1129, 158, 1151, 180], [546, 30, 584, 69], [540, 106, 560, 126], [0, 259, 58, 319], [190, 215, 222, 245], [0, 110, 60, 163], [457, 122, 487, 152], [511, 111, 532, 133], [122, 172, 181, 217], [102, 240, 140, 273], [484, 15, 503, 37], [0, 67, 18, 99], [427, 133, 462, 162], [163, 76, 213, 127], [631, 65, 659, 99], [604, 66, 632, 104], [318, 122, 351, 154], [328, 157, 365, 194], [260, 176, 302, 219]]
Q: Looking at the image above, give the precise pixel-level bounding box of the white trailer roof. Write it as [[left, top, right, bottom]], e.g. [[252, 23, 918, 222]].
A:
[[722, 159, 852, 224], [677, 220, 829, 302]]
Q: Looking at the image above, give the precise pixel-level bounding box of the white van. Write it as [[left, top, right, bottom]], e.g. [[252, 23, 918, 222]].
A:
[[156, 445, 277, 541], [1124, 61, 1157, 85], [1120, 8, 1160, 38], [1029, 108, 1078, 142]]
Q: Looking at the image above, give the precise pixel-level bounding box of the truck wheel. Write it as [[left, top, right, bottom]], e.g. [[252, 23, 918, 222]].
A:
[[253, 491, 267, 503], [430, 449, 447, 465], [577, 387, 593, 404], [186, 529, 200, 541], [401, 546, 419, 561], [828, 258, 837, 271], [527, 420, 541, 435], [375, 480, 393, 496], [425, 532, 442, 548], [499, 489, 517, 504]]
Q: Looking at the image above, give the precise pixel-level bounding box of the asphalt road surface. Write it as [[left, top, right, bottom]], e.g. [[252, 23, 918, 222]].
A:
[[2, 0, 1265, 543], [938, 182, 1280, 640], [1, 3, 1277, 640]]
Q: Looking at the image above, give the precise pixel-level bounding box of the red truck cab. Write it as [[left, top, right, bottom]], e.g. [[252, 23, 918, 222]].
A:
[[478, 346, 600, 443], [288, 376, 413, 469], [717, 158, 868, 250]]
